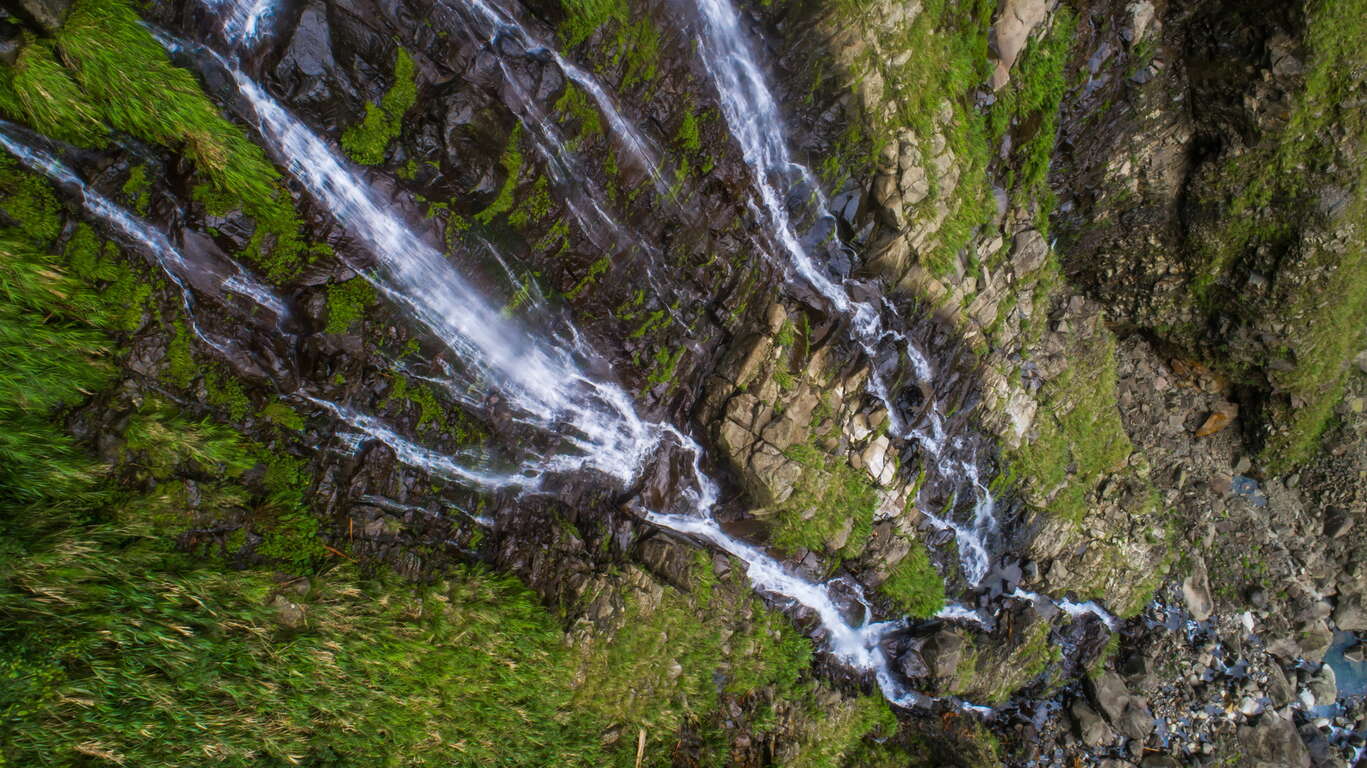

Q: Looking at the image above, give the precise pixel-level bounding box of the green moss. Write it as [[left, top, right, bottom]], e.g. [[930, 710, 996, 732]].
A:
[[384, 373, 446, 430], [163, 320, 197, 388], [878, 538, 945, 618], [508, 173, 552, 228], [571, 555, 815, 766], [770, 443, 879, 559], [781, 694, 899, 768], [324, 277, 376, 334], [121, 164, 151, 214], [555, 82, 602, 149], [558, 0, 628, 49], [475, 123, 524, 224], [1010, 326, 1132, 525], [675, 107, 701, 153], [341, 47, 418, 166], [262, 401, 305, 431], [205, 367, 251, 422]]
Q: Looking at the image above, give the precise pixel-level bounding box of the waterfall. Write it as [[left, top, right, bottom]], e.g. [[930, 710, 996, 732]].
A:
[[154, 33, 1015, 711], [684, 0, 1005, 586]]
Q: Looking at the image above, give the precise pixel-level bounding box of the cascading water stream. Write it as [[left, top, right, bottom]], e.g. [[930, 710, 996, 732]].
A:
[[0, 123, 281, 361], [685, 0, 1005, 584], [0, 124, 534, 492], [450, 0, 673, 199], [683, 0, 1121, 631], [158, 32, 1022, 711]]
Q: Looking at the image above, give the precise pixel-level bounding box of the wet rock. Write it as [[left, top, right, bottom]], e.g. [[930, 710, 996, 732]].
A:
[[921, 628, 968, 680], [1307, 664, 1337, 707], [1182, 556, 1214, 622], [1297, 618, 1335, 662], [0, 22, 21, 67], [271, 594, 307, 629]]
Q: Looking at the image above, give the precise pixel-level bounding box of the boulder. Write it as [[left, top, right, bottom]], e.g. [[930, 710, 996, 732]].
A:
[[9, 0, 71, 33], [1236, 713, 1311, 768], [1333, 593, 1367, 632], [1072, 700, 1115, 747], [1182, 556, 1214, 622], [1089, 670, 1132, 722]]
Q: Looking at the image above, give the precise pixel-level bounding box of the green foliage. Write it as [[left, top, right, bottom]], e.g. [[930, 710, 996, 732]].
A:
[[0, 39, 106, 146], [262, 401, 305, 431], [0, 522, 614, 767], [324, 277, 376, 334], [340, 47, 418, 165], [1255, 0, 1367, 470], [555, 82, 602, 149], [770, 443, 879, 559], [558, 0, 660, 88], [558, 0, 628, 49], [1010, 327, 1132, 525], [571, 556, 814, 766], [205, 366, 251, 421], [780, 694, 899, 768], [988, 9, 1077, 208], [0, 0, 310, 282], [163, 319, 197, 387], [383, 373, 446, 430], [878, 538, 945, 618], [63, 223, 151, 332]]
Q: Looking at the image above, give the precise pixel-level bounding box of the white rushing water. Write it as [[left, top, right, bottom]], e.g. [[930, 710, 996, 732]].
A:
[[685, 0, 1003, 586]]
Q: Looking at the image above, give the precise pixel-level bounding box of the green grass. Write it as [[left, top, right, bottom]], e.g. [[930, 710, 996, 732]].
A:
[[988, 8, 1077, 214], [769, 443, 879, 559], [571, 553, 815, 766], [1253, 0, 1367, 469], [780, 694, 899, 768], [878, 537, 946, 618], [0, 0, 310, 283], [323, 277, 376, 333], [340, 47, 418, 166], [1009, 325, 1132, 525]]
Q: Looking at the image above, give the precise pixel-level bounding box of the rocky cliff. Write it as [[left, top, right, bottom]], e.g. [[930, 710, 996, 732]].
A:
[[0, 0, 1363, 765]]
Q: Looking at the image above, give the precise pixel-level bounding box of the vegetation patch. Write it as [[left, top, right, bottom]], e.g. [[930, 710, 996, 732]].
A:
[[1009, 324, 1132, 525], [770, 442, 879, 559], [878, 537, 946, 618], [324, 277, 376, 334], [0, 0, 310, 282], [340, 47, 418, 166]]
